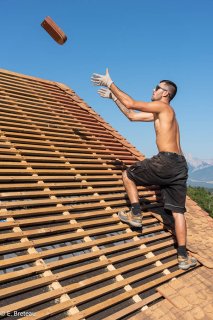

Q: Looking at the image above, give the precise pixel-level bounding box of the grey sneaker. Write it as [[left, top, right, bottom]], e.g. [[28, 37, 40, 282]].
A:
[[118, 210, 142, 228], [178, 255, 197, 270]]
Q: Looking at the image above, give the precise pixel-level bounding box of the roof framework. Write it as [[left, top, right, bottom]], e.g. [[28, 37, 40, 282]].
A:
[[0, 69, 211, 320]]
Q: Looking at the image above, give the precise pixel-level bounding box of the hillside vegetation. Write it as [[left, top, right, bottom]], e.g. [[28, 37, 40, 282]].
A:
[[187, 186, 213, 218]]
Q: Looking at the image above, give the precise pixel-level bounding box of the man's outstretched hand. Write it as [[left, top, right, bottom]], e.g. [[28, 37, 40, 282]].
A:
[[98, 88, 118, 102], [97, 88, 112, 98], [91, 68, 113, 88]]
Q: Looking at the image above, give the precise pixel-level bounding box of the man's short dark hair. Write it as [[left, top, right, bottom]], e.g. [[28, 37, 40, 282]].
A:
[[160, 80, 177, 100]]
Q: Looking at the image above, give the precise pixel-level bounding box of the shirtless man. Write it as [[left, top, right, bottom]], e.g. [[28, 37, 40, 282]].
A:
[[91, 69, 197, 270]]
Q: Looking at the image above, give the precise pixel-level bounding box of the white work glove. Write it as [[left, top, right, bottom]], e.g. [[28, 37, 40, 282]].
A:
[[98, 88, 118, 102], [91, 68, 113, 88]]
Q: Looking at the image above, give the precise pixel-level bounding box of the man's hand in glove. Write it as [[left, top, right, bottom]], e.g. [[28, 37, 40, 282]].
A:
[[91, 68, 113, 88], [98, 88, 118, 102]]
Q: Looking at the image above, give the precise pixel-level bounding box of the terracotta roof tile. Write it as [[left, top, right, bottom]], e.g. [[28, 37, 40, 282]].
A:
[[134, 267, 213, 320], [185, 197, 213, 268]]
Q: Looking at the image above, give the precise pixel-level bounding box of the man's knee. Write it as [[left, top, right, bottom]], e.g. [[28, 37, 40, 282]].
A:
[[122, 170, 127, 179], [122, 170, 138, 188], [122, 170, 130, 182], [172, 211, 186, 221]]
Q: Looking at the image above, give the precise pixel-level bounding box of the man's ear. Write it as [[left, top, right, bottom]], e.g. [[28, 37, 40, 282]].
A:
[[162, 91, 170, 98]]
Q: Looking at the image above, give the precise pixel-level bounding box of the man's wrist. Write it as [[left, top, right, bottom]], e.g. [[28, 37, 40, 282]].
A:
[[111, 93, 117, 102], [107, 80, 113, 88]]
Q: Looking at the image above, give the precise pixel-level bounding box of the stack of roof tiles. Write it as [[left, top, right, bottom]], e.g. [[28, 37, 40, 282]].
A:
[[0, 69, 212, 320]]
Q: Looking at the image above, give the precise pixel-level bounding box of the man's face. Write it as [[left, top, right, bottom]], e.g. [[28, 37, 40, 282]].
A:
[[151, 83, 168, 101]]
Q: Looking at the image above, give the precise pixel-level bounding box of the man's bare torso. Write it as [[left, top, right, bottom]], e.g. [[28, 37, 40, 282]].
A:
[[154, 104, 182, 155]]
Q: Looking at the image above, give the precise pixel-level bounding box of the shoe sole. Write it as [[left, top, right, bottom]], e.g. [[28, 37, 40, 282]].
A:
[[178, 262, 197, 270], [118, 213, 142, 228]]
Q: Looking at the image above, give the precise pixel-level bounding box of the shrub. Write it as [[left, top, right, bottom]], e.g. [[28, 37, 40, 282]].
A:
[[187, 186, 213, 218]]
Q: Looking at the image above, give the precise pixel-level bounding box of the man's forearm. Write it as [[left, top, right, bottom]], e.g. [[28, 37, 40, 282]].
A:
[[113, 98, 154, 122], [114, 99, 134, 120], [110, 83, 134, 109]]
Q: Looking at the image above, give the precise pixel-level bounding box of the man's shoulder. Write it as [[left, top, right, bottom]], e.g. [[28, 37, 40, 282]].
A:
[[152, 101, 172, 111]]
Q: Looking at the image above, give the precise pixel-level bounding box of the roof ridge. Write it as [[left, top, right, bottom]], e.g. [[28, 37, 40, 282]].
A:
[[0, 68, 55, 84]]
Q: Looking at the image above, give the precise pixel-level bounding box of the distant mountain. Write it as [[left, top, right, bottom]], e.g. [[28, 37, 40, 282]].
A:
[[185, 154, 213, 188]]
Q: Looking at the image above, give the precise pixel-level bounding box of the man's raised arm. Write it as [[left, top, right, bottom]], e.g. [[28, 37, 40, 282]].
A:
[[91, 68, 165, 114]]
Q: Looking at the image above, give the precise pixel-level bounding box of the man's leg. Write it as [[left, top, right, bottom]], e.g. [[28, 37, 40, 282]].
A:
[[118, 170, 142, 228], [172, 212, 187, 247], [122, 170, 140, 203], [172, 212, 197, 269]]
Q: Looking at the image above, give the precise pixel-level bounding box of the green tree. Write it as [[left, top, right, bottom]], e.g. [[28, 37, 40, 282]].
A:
[[187, 186, 213, 218]]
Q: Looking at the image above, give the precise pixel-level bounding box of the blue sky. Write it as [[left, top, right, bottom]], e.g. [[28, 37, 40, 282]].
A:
[[1, 0, 212, 159]]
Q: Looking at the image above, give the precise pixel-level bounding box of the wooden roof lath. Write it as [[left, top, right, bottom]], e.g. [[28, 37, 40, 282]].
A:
[[0, 69, 200, 320]]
